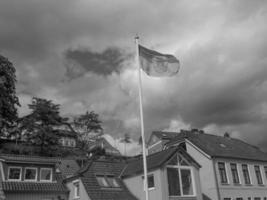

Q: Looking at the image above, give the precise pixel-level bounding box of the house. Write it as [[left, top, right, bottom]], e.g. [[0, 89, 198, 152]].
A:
[[87, 137, 121, 156], [64, 156, 138, 200], [55, 129, 77, 148], [122, 146, 203, 200], [0, 154, 69, 200], [147, 129, 267, 200]]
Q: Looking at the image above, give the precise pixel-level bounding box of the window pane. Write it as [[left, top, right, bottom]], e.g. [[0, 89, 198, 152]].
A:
[[242, 164, 251, 184], [106, 177, 120, 188], [181, 169, 193, 195], [264, 166, 267, 180], [218, 162, 228, 183], [96, 176, 109, 187], [254, 166, 263, 185], [8, 168, 21, 180], [168, 155, 178, 165], [167, 168, 181, 196], [40, 169, 52, 181], [230, 163, 240, 184], [147, 175, 155, 188], [25, 168, 37, 180]]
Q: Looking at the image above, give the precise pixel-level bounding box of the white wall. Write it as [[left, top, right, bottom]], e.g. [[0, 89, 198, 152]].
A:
[[66, 178, 91, 200]]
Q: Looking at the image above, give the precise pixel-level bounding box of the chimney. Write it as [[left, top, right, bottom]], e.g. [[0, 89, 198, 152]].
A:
[[224, 132, 230, 138]]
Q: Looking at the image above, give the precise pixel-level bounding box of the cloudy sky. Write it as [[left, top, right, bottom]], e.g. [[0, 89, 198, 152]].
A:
[[1, 0, 267, 154]]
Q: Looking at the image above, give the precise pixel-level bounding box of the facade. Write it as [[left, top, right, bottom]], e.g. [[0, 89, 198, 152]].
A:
[[147, 129, 267, 200], [0, 154, 69, 200], [122, 147, 203, 200]]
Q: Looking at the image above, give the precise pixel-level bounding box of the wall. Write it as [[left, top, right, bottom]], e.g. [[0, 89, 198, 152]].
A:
[[5, 192, 68, 200], [124, 169, 163, 200], [66, 178, 91, 200], [185, 141, 218, 200], [214, 157, 267, 200]]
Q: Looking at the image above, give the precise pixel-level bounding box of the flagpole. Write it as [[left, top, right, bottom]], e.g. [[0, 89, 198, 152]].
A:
[[135, 35, 149, 200]]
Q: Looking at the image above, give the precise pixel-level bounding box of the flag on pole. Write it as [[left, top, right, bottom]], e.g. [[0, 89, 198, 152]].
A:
[[139, 45, 180, 77]]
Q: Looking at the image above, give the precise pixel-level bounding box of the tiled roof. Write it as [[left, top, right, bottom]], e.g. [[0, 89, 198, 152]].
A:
[[166, 130, 267, 161], [122, 147, 200, 178], [2, 181, 68, 193], [0, 154, 59, 164], [67, 157, 138, 200]]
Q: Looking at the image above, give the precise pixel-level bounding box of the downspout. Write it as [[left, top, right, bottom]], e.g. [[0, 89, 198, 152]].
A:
[[212, 159, 221, 200]]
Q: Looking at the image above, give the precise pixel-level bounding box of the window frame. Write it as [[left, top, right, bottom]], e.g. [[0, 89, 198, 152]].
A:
[[218, 162, 229, 184], [106, 176, 120, 188], [40, 168, 53, 182], [24, 167, 37, 182], [7, 166, 22, 181], [230, 163, 240, 184], [241, 164, 251, 185], [166, 165, 196, 197], [142, 174, 155, 191], [73, 180, 80, 199], [254, 165, 263, 185]]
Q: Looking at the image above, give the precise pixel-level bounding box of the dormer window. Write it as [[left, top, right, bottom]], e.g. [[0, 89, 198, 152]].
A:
[[24, 167, 37, 181], [8, 167, 22, 181], [96, 175, 120, 188], [40, 168, 52, 182]]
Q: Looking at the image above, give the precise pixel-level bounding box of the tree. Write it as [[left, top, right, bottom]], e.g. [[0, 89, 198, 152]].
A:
[[120, 133, 131, 156], [20, 97, 67, 155], [72, 111, 103, 141], [0, 55, 20, 136]]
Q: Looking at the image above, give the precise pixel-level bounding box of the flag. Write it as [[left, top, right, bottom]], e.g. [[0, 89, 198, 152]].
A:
[[138, 45, 180, 77]]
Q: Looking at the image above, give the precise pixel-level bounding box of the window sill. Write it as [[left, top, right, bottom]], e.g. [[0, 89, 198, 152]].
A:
[[148, 187, 155, 191]]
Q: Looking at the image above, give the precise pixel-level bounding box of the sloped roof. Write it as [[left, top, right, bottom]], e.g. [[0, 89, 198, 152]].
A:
[[2, 181, 68, 193], [122, 147, 200, 178], [66, 157, 138, 200], [166, 130, 267, 162], [0, 154, 58, 164], [88, 137, 121, 156], [57, 159, 80, 178]]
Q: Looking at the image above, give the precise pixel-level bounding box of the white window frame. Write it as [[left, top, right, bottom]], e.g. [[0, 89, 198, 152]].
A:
[[24, 167, 37, 182], [218, 162, 229, 184], [73, 180, 80, 199], [230, 163, 240, 184], [40, 168, 53, 182], [142, 174, 155, 191], [166, 165, 196, 197], [254, 165, 264, 185], [7, 166, 22, 181]]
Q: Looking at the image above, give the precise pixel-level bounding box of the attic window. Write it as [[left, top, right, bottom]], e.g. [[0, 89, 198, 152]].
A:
[[96, 175, 120, 188], [220, 143, 226, 148]]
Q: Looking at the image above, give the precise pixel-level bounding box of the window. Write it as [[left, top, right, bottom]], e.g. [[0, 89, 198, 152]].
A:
[[223, 198, 232, 200], [218, 162, 228, 184], [167, 154, 195, 197], [96, 175, 109, 187], [40, 168, 52, 182], [73, 181, 80, 198], [8, 167, 22, 181], [24, 167, 37, 181], [236, 198, 243, 200], [106, 176, 120, 188], [254, 198, 261, 200], [242, 164, 251, 184], [264, 166, 267, 180], [142, 174, 155, 189], [254, 166, 263, 185], [230, 163, 240, 184]]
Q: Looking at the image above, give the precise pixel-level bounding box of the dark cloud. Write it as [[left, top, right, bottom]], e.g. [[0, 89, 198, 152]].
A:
[[64, 47, 130, 79]]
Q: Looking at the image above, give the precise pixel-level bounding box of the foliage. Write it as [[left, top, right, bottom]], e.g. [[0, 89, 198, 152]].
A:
[[72, 111, 103, 141], [20, 97, 67, 155], [0, 55, 20, 136]]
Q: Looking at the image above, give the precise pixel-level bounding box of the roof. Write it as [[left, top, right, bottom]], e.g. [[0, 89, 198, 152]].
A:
[[165, 130, 267, 162], [122, 147, 200, 178], [87, 138, 121, 156], [2, 181, 68, 193], [0, 154, 59, 164], [66, 157, 138, 200]]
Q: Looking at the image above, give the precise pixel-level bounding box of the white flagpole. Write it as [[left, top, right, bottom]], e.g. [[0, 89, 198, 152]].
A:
[[135, 35, 149, 200]]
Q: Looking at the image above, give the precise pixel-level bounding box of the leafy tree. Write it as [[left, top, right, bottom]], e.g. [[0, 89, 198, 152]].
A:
[[72, 111, 103, 141], [120, 133, 131, 156], [0, 55, 20, 136], [20, 97, 67, 155]]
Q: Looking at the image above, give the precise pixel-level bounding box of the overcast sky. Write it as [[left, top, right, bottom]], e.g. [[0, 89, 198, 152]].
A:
[[1, 0, 267, 154]]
